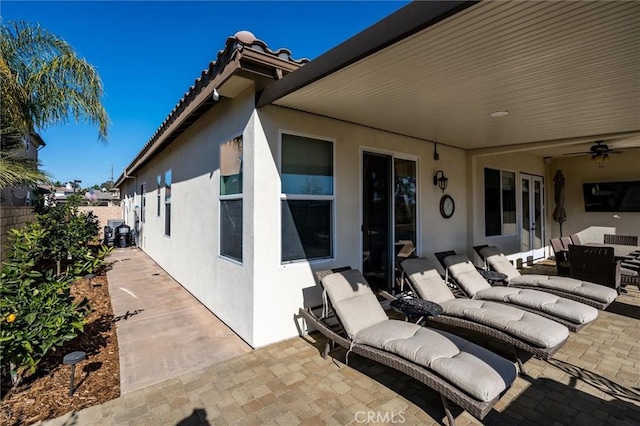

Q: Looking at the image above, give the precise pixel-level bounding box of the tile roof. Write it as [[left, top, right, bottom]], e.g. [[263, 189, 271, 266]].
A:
[[117, 31, 307, 186]]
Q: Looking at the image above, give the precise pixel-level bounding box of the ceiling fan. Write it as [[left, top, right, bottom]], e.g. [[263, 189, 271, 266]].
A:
[[563, 140, 623, 167]]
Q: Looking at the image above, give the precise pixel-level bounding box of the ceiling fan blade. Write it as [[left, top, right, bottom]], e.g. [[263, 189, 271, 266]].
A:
[[562, 151, 591, 156]]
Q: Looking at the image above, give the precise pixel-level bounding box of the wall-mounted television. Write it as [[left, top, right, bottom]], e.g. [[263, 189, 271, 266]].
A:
[[583, 181, 640, 212]]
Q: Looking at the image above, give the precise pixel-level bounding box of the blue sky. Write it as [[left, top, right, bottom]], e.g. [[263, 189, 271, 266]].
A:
[[2, 1, 409, 188]]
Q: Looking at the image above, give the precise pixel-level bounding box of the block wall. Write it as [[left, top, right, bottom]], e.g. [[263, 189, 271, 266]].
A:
[[1, 206, 36, 263], [78, 205, 123, 239]]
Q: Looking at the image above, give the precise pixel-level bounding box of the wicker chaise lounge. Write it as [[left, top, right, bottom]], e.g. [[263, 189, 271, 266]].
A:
[[475, 245, 618, 310], [435, 251, 598, 332], [297, 268, 517, 425], [399, 257, 568, 373]]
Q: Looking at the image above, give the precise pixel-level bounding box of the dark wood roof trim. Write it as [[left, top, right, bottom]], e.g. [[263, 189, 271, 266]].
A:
[[256, 1, 478, 108], [31, 133, 46, 148], [117, 34, 308, 186]]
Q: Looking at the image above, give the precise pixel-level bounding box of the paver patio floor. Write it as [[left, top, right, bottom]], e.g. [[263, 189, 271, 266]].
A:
[[39, 250, 640, 425]]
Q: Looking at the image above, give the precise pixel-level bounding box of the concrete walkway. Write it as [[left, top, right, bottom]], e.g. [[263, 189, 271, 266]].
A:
[[38, 252, 640, 425], [106, 248, 252, 393]]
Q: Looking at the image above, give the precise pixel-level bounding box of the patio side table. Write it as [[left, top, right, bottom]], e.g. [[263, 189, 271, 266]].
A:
[[478, 269, 508, 286], [390, 298, 443, 325]]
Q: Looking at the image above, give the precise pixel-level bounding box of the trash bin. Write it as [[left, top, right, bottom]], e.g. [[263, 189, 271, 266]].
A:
[[115, 224, 131, 248]]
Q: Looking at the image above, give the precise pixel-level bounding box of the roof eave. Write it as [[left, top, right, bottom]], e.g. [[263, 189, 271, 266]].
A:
[[116, 39, 309, 189], [256, 0, 478, 108]]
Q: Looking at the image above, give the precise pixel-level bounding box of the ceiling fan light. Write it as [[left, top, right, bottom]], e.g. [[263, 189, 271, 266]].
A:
[[590, 155, 599, 162], [602, 153, 610, 161]]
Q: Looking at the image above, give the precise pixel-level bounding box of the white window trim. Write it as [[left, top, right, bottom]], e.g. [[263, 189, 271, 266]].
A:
[[278, 129, 336, 265], [218, 134, 243, 263], [164, 171, 172, 237]]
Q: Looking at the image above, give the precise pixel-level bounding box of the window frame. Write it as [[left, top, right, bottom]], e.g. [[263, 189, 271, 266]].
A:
[[164, 169, 172, 237], [218, 135, 243, 263], [140, 183, 146, 223], [156, 175, 162, 217], [279, 130, 336, 264], [483, 167, 517, 237]]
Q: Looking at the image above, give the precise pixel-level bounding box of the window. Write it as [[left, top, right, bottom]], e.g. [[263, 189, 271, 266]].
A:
[[140, 183, 146, 223], [394, 158, 417, 245], [164, 170, 172, 236], [156, 175, 161, 216], [220, 137, 242, 261], [281, 133, 334, 262], [484, 168, 516, 236]]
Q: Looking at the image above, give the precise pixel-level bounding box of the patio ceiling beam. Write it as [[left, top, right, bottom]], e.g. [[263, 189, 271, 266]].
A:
[[256, 0, 478, 108]]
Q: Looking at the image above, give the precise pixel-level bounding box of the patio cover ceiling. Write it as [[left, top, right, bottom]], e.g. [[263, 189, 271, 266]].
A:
[[258, 1, 640, 157]]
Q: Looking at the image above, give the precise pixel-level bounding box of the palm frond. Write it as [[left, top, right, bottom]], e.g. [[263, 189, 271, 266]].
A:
[[0, 157, 49, 188], [0, 20, 110, 141]]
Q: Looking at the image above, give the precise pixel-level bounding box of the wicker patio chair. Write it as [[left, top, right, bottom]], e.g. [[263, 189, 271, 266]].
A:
[[476, 246, 618, 310], [560, 236, 573, 249], [549, 238, 571, 276], [298, 268, 517, 425], [603, 234, 639, 246], [398, 257, 568, 374], [434, 251, 598, 332], [568, 245, 622, 291]]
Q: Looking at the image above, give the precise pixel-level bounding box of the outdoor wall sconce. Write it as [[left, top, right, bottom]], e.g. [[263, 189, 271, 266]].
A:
[[433, 170, 448, 192]]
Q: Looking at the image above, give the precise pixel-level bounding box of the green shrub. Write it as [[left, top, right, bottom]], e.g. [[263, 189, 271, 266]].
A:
[[0, 226, 89, 383], [0, 196, 107, 385], [35, 195, 100, 272], [0, 266, 88, 380], [70, 245, 114, 276]]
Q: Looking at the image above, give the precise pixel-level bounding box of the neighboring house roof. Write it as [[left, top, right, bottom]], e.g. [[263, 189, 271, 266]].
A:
[[115, 31, 308, 187], [30, 133, 46, 148]]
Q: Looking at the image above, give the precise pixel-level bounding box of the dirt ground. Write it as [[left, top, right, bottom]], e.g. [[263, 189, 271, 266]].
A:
[[0, 272, 120, 426]]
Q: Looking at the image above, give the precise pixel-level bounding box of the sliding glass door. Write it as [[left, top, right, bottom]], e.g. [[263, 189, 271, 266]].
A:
[[362, 151, 417, 290]]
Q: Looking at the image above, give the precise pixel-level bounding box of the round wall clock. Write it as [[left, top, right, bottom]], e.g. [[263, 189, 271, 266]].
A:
[[439, 194, 455, 219]]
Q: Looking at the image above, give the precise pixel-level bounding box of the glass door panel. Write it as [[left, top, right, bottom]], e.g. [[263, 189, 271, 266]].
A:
[[521, 178, 531, 253], [362, 152, 391, 290], [394, 158, 417, 256], [532, 177, 545, 259], [521, 174, 545, 260]]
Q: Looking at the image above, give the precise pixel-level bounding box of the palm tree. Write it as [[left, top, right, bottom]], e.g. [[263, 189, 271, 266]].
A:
[[0, 21, 110, 188]]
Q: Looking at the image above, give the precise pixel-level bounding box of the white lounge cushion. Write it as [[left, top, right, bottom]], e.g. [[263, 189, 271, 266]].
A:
[[402, 257, 568, 348], [443, 254, 490, 296], [481, 246, 618, 306], [322, 269, 388, 339], [355, 320, 517, 402], [401, 257, 456, 304], [480, 250, 521, 281], [510, 276, 618, 304], [441, 299, 569, 348], [474, 287, 598, 325]]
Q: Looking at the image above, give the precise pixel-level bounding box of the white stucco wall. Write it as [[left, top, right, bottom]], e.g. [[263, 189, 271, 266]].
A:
[[121, 82, 640, 349], [121, 88, 256, 345], [469, 151, 548, 264], [250, 105, 468, 346], [119, 89, 640, 348]]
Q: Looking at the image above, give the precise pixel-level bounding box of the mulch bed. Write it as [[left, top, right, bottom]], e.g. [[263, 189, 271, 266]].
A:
[[0, 272, 120, 426]]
